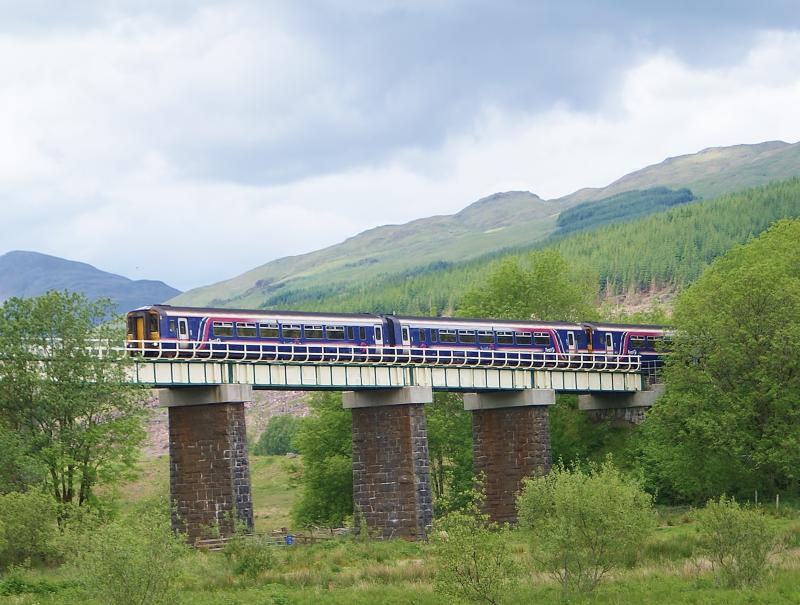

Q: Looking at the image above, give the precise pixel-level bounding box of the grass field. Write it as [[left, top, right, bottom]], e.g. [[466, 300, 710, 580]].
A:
[[5, 455, 800, 604]]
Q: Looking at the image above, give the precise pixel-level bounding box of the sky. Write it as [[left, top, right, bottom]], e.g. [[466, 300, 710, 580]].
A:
[[1, 1, 800, 291]]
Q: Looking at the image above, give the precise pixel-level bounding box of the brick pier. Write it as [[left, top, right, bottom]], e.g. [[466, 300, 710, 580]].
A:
[[160, 385, 254, 543], [465, 390, 554, 524], [344, 387, 433, 540]]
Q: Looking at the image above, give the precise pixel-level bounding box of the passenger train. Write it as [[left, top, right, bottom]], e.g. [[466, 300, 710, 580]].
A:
[[126, 305, 666, 369]]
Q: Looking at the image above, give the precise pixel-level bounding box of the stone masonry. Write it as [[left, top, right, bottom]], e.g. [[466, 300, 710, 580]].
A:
[[584, 406, 648, 426], [351, 403, 433, 539], [472, 405, 552, 524], [168, 402, 254, 542]]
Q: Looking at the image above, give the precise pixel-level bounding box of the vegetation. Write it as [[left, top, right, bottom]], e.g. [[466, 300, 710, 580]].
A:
[[253, 415, 301, 456], [458, 249, 597, 321], [426, 393, 473, 513], [0, 292, 147, 513], [0, 490, 56, 568], [517, 461, 656, 593], [694, 496, 781, 588], [80, 498, 187, 605], [638, 220, 800, 502], [431, 492, 519, 604], [252, 178, 800, 315], [291, 392, 352, 528], [554, 187, 694, 236]]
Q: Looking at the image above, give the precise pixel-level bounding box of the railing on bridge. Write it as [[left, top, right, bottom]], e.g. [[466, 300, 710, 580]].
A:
[[113, 339, 646, 373]]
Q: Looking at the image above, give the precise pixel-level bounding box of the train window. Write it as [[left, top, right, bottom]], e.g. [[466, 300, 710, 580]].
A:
[[305, 325, 324, 339], [515, 332, 532, 345], [412, 328, 421, 341], [458, 330, 476, 343], [347, 327, 355, 341], [237, 323, 257, 337], [213, 321, 233, 337], [630, 336, 646, 348], [149, 315, 159, 333], [359, 327, 367, 341], [401, 327, 410, 342], [605, 333, 614, 349], [496, 331, 514, 345], [168, 320, 176, 334], [127, 316, 135, 336], [327, 326, 345, 340], [439, 330, 457, 343], [283, 324, 301, 339], [534, 332, 550, 346], [430, 329, 438, 342], [259, 323, 279, 338], [649, 336, 663, 350], [478, 330, 494, 344]]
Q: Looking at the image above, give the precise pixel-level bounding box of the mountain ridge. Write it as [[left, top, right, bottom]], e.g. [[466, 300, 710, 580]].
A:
[[0, 250, 181, 315]]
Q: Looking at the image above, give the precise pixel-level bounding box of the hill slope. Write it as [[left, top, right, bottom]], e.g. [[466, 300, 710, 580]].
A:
[[172, 140, 800, 309], [0, 251, 181, 314]]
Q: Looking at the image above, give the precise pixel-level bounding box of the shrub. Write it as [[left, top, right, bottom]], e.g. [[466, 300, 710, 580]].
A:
[[224, 533, 276, 579], [694, 495, 780, 588], [0, 489, 56, 568], [80, 498, 187, 605], [517, 460, 655, 593], [253, 415, 301, 456], [431, 492, 520, 605]]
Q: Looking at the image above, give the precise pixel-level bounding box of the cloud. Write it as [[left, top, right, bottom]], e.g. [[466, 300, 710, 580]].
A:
[[0, 3, 799, 290]]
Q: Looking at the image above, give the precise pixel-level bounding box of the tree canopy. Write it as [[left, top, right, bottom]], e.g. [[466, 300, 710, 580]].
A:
[[638, 220, 800, 501], [0, 291, 147, 510]]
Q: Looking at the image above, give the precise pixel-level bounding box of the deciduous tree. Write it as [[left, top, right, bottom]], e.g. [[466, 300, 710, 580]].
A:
[[0, 292, 147, 510]]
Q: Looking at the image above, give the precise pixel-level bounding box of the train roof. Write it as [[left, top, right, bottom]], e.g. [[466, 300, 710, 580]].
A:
[[132, 304, 381, 321], [393, 314, 581, 330], [582, 321, 666, 331]]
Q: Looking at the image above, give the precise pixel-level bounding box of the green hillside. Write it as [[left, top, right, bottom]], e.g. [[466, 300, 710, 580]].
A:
[[264, 178, 800, 315], [171, 141, 800, 309]]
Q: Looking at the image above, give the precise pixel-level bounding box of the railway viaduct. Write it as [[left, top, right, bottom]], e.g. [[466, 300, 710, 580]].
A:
[[134, 355, 662, 542]]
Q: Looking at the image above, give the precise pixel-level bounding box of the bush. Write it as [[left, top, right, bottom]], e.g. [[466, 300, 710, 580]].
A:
[[224, 534, 276, 579], [0, 490, 56, 568], [80, 498, 187, 605], [695, 495, 780, 588], [253, 415, 300, 456], [517, 461, 655, 593], [430, 492, 520, 605]]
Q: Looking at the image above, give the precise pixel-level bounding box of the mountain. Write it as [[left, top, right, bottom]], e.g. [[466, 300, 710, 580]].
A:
[[171, 140, 800, 310], [0, 251, 181, 314]]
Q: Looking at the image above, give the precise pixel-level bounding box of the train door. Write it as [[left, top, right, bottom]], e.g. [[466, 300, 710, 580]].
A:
[[401, 326, 410, 347], [567, 331, 576, 353], [177, 318, 190, 349], [605, 332, 614, 354], [374, 325, 384, 346]]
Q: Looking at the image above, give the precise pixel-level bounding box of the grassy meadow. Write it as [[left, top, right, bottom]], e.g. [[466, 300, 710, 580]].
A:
[[2, 453, 800, 605]]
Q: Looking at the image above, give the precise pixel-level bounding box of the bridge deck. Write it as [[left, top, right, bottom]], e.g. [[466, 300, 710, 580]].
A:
[[130, 360, 645, 392]]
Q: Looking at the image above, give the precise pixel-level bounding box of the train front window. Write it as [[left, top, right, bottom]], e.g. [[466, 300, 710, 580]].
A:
[[327, 326, 345, 340], [237, 323, 257, 337], [127, 316, 135, 337], [282, 324, 301, 339], [213, 321, 233, 337], [260, 324, 279, 338], [148, 314, 159, 334]]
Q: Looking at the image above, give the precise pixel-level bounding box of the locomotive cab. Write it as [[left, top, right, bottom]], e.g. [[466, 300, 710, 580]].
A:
[[126, 308, 160, 350]]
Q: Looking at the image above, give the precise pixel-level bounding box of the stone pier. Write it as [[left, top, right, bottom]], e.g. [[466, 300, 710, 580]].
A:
[[465, 389, 555, 524], [344, 386, 433, 540], [578, 384, 665, 426], [160, 385, 254, 543]]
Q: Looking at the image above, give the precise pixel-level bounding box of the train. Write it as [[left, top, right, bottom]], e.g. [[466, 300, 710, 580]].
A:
[[126, 305, 666, 370]]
